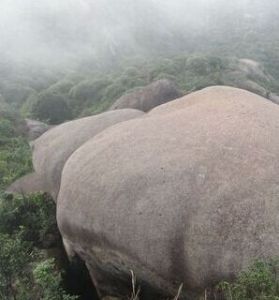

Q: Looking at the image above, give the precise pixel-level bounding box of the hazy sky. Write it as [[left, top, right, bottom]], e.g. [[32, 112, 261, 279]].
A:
[[0, 0, 276, 67]]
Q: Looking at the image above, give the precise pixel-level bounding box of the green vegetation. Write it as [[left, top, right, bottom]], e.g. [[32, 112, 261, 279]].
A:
[[0, 191, 77, 300], [1, 5, 279, 298], [31, 90, 72, 125], [3, 53, 279, 124], [0, 113, 78, 299], [0, 233, 32, 299], [1, 54, 279, 299], [33, 259, 78, 300], [216, 259, 279, 300], [0, 112, 31, 190]]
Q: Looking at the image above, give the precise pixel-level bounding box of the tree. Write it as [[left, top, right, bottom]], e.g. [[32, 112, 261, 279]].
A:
[[31, 91, 72, 124]]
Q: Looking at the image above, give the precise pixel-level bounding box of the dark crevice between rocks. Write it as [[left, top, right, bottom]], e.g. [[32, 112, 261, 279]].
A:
[[62, 254, 99, 300]]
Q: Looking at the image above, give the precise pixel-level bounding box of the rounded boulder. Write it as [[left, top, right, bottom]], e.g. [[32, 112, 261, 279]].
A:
[[110, 79, 182, 112], [57, 86, 279, 298], [32, 109, 144, 200]]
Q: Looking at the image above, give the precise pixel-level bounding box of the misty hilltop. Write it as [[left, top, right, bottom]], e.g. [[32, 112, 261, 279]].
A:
[[1, 0, 279, 69], [1, 1, 279, 300]]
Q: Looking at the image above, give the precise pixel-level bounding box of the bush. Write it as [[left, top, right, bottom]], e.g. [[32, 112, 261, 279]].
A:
[[47, 79, 75, 95], [186, 55, 212, 75], [1, 84, 34, 109], [0, 119, 15, 139], [217, 259, 279, 300], [0, 233, 33, 299], [33, 259, 78, 300], [0, 193, 59, 248], [0, 138, 32, 189], [21, 91, 39, 118], [69, 78, 111, 102], [0, 191, 76, 299], [31, 91, 72, 124]]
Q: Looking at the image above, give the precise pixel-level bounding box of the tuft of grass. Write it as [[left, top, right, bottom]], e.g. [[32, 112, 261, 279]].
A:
[[129, 270, 140, 300], [173, 283, 183, 300]]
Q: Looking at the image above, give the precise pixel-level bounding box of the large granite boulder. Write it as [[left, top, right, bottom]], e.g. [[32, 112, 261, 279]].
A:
[[31, 109, 144, 200], [221, 59, 273, 98], [110, 79, 182, 112], [238, 59, 272, 83], [6, 172, 46, 195], [57, 86, 279, 299]]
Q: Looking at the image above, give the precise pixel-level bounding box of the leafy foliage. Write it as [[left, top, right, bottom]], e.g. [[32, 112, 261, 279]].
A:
[[0, 115, 78, 299], [0, 137, 32, 189], [0, 193, 59, 248], [33, 259, 78, 300], [0, 192, 77, 300], [217, 259, 279, 300], [0, 233, 33, 299], [0, 113, 32, 189], [31, 90, 72, 124]]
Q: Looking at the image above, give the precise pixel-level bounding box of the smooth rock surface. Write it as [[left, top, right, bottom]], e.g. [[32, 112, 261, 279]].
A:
[[6, 172, 46, 195], [32, 109, 144, 200], [110, 79, 182, 112], [58, 86, 279, 298]]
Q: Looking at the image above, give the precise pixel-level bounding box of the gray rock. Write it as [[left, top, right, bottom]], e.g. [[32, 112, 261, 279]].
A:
[[268, 92, 279, 105], [110, 79, 182, 112], [57, 86, 279, 299], [6, 172, 46, 195], [32, 109, 144, 200], [238, 59, 273, 83], [24, 118, 51, 140]]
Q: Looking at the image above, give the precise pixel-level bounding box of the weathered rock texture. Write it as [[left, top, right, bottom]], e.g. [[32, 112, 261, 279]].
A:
[[31, 109, 144, 200], [110, 79, 182, 112], [57, 86, 279, 299]]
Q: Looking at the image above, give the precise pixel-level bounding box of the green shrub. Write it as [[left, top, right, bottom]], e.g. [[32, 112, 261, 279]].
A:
[[0, 137, 32, 189], [1, 84, 34, 109], [186, 55, 212, 76], [20, 91, 39, 118], [69, 78, 111, 102], [217, 259, 279, 300], [0, 191, 74, 299], [31, 91, 72, 124], [0, 193, 58, 248], [0, 233, 33, 299], [33, 259, 78, 300], [47, 79, 75, 95], [0, 119, 15, 139]]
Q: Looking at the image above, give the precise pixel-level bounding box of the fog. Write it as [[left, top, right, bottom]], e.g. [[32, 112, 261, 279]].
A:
[[0, 0, 278, 68]]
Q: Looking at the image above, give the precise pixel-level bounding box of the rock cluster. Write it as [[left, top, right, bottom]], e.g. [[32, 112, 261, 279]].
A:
[[9, 86, 279, 299]]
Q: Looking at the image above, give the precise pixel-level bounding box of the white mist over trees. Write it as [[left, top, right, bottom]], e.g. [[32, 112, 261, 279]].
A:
[[1, 0, 279, 67]]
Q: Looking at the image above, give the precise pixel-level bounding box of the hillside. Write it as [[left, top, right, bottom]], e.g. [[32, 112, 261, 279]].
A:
[[1, 1, 279, 299]]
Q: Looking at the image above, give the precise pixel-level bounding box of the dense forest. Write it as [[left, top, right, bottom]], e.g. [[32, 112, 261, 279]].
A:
[[1, 1, 279, 299]]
